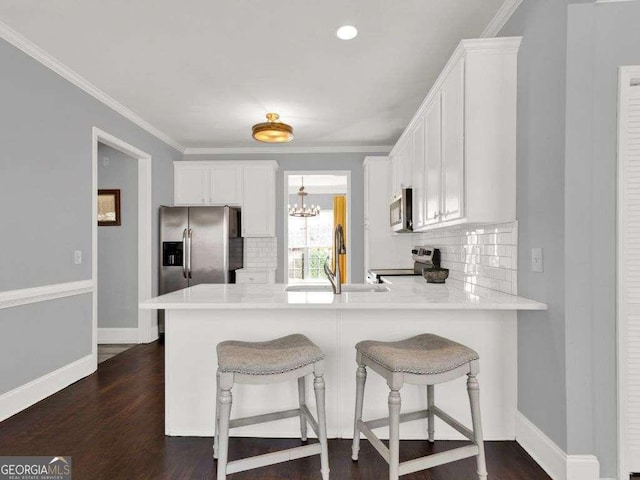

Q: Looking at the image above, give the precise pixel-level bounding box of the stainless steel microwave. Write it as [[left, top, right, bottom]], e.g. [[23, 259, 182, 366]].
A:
[[390, 188, 413, 233]]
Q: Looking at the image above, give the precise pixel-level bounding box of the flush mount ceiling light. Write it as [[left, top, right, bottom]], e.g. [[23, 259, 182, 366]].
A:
[[336, 25, 358, 40], [252, 113, 294, 143]]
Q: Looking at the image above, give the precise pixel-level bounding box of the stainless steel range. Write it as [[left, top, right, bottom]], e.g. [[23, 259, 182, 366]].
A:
[[366, 247, 440, 284]]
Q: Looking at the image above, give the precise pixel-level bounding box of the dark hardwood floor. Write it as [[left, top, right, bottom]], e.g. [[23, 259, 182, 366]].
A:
[[0, 342, 551, 480]]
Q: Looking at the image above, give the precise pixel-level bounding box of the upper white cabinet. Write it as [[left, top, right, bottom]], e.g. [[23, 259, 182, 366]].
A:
[[390, 136, 413, 197], [174, 163, 242, 206], [174, 161, 278, 237], [174, 164, 210, 205], [392, 37, 521, 231], [242, 163, 277, 237]]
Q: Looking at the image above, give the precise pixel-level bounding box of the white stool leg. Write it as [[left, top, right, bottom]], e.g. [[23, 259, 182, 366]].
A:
[[297, 376, 308, 442], [388, 389, 401, 480], [427, 384, 435, 443], [467, 373, 487, 480], [351, 364, 367, 461], [213, 370, 221, 459], [216, 374, 233, 480], [314, 372, 330, 480]]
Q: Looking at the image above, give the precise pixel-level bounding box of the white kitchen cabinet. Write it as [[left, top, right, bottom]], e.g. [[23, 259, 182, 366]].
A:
[[242, 163, 277, 237], [364, 157, 415, 272], [389, 137, 413, 198], [411, 115, 427, 230], [235, 269, 276, 284], [174, 165, 209, 205], [174, 163, 242, 206], [174, 160, 278, 237], [424, 96, 442, 227], [210, 165, 242, 205], [440, 57, 465, 223], [392, 37, 520, 232]]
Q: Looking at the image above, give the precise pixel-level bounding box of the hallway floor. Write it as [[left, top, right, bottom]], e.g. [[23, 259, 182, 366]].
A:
[[0, 342, 551, 479]]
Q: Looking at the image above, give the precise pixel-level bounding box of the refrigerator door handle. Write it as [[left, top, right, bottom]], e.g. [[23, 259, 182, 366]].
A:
[[187, 228, 193, 279], [182, 228, 188, 279]]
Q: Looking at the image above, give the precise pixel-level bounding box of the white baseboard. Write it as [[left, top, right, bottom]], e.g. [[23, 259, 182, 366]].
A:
[[516, 412, 600, 480], [0, 354, 95, 422], [98, 328, 139, 344]]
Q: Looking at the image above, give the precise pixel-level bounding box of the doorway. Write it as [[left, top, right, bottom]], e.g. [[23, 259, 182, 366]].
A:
[[91, 128, 153, 368], [283, 171, 351, 284]]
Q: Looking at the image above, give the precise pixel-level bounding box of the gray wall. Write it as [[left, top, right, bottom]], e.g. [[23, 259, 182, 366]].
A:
[[500, 0, 572, 452], [565, 2, 640, 475], [182, 152, 386, 283], [98, 144, 138, 329], [0, 37, 180, 395], [502, 0, 635, 476]]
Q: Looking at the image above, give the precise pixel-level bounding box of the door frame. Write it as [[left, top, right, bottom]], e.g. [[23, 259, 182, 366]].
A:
[[91, 127, 154, 362], [617, 65, 640, 479], [283, 170, 352, 283]]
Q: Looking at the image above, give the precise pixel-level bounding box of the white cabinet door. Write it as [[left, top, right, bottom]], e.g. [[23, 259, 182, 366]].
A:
[[399, 138, 413, 189], [210, 166, 242, 205], [424, 95, 442, 226], [174, 165, 209, 205], [411, 115, 427, 230], [441, 58, 465, 222], [242, 165, 275, 237]]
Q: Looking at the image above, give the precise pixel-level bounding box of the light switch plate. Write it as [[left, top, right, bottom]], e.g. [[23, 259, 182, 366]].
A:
[[74, 250, 82, 265], [531, 248, 543, 273]]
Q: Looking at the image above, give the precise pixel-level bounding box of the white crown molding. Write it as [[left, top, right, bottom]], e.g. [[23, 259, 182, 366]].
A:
[[176, 160, 279, 168], [516, 412, 600, 480], [0, 354, 95, 422], [595, 0, 640, 3], [0, 280, 94, 310], [183, 145, 393, 155], [0, 20, 184, 153], [481, 0, 524, 38]]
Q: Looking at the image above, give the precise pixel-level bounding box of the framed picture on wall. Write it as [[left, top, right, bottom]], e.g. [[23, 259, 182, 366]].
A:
[[98, 189, 121, 226]]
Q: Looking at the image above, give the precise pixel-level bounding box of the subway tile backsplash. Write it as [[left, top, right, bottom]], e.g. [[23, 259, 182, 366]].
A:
[[413, 222, 518, 296], [244, 237, 278, 270]]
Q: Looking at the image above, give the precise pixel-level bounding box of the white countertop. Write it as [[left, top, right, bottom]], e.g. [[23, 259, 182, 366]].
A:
[[140, 276, 547, 311]]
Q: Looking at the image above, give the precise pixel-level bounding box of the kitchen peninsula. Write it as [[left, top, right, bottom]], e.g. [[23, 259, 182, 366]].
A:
[[141, 279, 546, 441]]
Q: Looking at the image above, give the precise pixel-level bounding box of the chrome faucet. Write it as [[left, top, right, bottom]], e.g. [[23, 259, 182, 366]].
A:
[[324, 224, 347, 294]]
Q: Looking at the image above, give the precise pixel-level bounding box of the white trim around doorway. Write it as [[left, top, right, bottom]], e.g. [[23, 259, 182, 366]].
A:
[[282, 170, 352, 283], [92, 128, 154, 364]]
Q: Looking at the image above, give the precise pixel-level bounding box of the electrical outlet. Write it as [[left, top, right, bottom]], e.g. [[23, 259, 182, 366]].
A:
[[531, 248, 543, 273], [102, 156, 109, 167], [74, 250, 82, 265]]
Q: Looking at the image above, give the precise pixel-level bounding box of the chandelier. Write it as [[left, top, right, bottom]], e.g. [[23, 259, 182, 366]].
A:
[[288, 178, 320, 217]]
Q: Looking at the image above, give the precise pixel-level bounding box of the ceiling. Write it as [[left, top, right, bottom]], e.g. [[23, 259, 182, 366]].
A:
[[0, 0, 506, 149], [288, 174, 348, 194]]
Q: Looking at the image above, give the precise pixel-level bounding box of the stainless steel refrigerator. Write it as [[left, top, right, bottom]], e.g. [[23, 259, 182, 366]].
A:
[[158, 206, 243, 336]]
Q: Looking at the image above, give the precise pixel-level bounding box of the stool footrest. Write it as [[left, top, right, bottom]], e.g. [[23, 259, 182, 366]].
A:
[[365, 409, 430, 430], [226, 443, 322, 474], [229, 408, 300, 429], [398, 445, 479, 476], [358, 419, 390, 462], [431, 406, 474, 441], [300, 404, 319, 436]]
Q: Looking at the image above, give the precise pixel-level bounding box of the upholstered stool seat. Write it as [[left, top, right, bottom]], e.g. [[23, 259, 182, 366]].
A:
[[218, 334, 325, 375], [352, 334, 487, 480], [214, 334, 330, 480], [356, 334, 479, 375]]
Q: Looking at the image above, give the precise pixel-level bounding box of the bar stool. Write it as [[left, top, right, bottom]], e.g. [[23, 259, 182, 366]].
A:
[[214, 334, 330, 480], [351, 334, 487, 480]]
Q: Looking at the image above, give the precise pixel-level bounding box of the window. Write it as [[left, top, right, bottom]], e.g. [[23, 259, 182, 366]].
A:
[[287, 211, 333, 282]]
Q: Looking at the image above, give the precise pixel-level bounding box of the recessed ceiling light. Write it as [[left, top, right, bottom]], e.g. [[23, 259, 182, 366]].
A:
[[336, 25, 358, 40]]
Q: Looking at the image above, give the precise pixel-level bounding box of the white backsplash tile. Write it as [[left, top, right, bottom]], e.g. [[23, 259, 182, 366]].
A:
[[414, 221, 518, 295], [244, 237, 278, 269]]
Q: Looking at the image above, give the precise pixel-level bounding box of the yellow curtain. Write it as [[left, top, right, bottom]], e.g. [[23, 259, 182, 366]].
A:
[[333, 195, 347, 283]]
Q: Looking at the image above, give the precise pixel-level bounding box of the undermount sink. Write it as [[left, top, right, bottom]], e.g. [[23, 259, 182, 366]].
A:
[[285, 284, 390, 293]]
